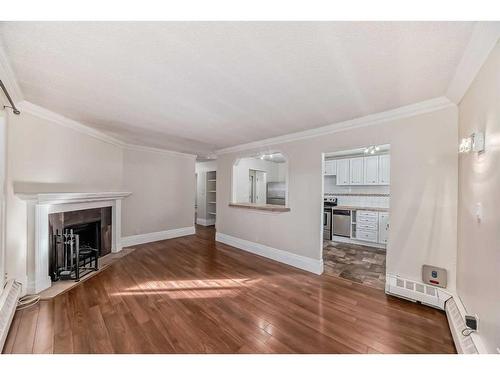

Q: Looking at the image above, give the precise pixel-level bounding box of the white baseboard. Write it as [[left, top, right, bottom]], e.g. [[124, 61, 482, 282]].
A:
[[215, 232, 323, 275], [196, 217, 216, 226], [122, 226, 195, 247]]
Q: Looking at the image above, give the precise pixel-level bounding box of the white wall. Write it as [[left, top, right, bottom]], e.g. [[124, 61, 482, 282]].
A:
[[5, 110, 123, 287], [0, 111, 6, 286], [4, 108, 196, 290], [122, 148, 195, 236], [457, 41, 500, 353], [217, 106, 458, 290]]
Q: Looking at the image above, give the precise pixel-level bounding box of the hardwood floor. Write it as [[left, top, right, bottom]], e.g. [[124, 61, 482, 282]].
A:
[[3, 225, 456, 354]]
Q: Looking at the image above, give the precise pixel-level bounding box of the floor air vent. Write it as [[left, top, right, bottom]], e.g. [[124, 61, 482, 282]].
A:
[[385, 274, 451, 309], [0, 280, 22, 351]]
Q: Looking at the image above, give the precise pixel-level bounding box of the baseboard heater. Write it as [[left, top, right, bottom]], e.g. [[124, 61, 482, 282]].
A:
[[0, 280, 22, 352], [386, 274, 483, 354], [385, 274, 451, 309]]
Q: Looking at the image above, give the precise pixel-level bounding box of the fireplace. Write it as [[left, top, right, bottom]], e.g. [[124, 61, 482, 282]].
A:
[[49, 207, 111, 281], [15, 191, 131, 293]]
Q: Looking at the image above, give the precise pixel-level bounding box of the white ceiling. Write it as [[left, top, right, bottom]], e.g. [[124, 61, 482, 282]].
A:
[[0, 22, 475, 156]]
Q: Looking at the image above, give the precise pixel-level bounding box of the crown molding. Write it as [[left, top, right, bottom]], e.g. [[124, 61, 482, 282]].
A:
[[446, 22, 500, 104], [0, 41, 23, 104], [18, 100, 126, 147], [16, 100, 197, 159], [216, 96, 454, 155]]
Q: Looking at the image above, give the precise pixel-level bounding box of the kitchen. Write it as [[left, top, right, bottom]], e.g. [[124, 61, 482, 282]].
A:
[[323, 144, 390, 289]]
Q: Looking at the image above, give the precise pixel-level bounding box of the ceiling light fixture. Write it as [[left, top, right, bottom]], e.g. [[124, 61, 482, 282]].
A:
[[364, 145, 381, 155]]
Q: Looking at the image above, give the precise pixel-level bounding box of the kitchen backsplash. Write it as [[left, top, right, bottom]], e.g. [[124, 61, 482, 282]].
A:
[[324, 175, 390, 195], [324, 176, 390, 208], [328, 194, 390, 208]]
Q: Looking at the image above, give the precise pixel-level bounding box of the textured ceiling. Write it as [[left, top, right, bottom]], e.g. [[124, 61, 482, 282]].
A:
[[0, 22, 475, 155]]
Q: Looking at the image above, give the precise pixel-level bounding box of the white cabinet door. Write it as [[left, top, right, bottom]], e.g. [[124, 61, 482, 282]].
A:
[[363, 155, 379, 185], [336, 159, 350, 185], [330, 159, 337, 175], [378, 212, 389, 244], [378, 154, 390, 185], [349, 157, 364, 185], [324, 159, 337, 175]]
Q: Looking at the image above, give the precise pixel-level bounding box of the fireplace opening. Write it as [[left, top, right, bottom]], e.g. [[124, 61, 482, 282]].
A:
[[65, 221, 101, 256], [49, 207, 112, 282]]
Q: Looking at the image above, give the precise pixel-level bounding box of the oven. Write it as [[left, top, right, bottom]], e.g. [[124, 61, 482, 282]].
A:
[[323, 196, 337, 241]]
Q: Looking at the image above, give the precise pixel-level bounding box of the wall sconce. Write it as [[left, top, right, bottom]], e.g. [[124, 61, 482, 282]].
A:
[[459, 132, 485, 154]]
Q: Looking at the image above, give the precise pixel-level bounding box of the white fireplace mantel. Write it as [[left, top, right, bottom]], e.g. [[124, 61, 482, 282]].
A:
[[16, 191, 131, 294]]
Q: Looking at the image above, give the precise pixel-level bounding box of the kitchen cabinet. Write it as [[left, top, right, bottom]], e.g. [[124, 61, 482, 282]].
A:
[[333, 154, 390, 186], [364, 155, 379, 185], [324, 159, 337, 175], [355, 210, 379, 243], [378, 212, 389, 244], [349, 157, 364, 185], [378, 154, 390, 185], [336, 159, 350, 185]]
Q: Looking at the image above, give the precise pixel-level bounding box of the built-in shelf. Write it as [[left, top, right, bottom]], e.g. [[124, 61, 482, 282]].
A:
[[205, 171, 217, 218]]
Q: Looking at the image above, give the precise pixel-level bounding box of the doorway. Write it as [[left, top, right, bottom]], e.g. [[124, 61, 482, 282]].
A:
[[321, 144, 391, 290], [248, 169, 266, 204]]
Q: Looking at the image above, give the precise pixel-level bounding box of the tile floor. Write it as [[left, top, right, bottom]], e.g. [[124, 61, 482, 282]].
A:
[[323, 240, 386, 290]]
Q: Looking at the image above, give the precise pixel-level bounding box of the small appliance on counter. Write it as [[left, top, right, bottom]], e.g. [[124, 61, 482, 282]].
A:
[[323, 196, 338, 241]]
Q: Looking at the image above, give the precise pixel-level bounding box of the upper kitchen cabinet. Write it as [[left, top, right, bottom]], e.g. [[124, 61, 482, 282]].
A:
[[332, 154, 390, 186], [349, 157, 364, 185], [363, 155, 379, 185], [324, 159, 337, 175], [378, 154, 390, 185], [336, 158, 350, 185]]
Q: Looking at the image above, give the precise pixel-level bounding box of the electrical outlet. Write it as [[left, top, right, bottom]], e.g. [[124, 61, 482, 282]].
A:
[[465, 314, 479, 331]]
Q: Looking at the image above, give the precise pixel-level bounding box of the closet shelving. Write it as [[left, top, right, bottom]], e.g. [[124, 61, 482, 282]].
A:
[[206, 171, 217, 217]]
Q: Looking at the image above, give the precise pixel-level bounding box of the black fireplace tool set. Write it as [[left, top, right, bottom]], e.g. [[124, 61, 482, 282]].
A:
[[53, 229, 99, 282]]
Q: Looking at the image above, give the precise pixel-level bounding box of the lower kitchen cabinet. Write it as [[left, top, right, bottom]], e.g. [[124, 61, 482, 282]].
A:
[[378, 212, 389, 244], [352, 210, 389, 245]]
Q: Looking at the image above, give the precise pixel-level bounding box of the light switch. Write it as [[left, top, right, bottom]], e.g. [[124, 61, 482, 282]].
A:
[[475, 202, 483, 223]]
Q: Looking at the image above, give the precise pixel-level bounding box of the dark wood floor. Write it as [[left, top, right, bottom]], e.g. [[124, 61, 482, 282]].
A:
[[3, 226, 456, 354]]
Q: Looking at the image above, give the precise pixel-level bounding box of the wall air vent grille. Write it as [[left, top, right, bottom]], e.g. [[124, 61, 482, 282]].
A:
[[426, 285, 436, 296], [405, 280, 415, 290]]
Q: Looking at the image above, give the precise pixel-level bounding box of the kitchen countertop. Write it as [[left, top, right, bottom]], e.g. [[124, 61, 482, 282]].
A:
[[229, 202, 291, 212], [328, 205, 389, 212]]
